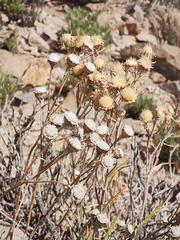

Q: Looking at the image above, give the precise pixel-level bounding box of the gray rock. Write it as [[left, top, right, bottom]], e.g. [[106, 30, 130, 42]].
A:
[[136, 32, 157, 44], [28, 29, 50, 53]]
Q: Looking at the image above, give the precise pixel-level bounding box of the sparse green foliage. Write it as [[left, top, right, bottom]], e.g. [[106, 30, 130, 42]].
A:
[[127, 94, 157, 119], [0, 68, 20, 103], [0, 0, 24, 21], [153, 121, 180, 162], [3, 28, 18, 51], [65, 7, 110, 45]]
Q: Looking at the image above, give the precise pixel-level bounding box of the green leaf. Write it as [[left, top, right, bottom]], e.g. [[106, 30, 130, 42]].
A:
[[107, 158, 129, 188], [104, 211, 121, 240]]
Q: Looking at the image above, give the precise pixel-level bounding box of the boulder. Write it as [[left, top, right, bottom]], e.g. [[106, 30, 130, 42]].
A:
[[22, 58, 51, 86], [149, 71, 166, 84], [0, 49, 34, 78]]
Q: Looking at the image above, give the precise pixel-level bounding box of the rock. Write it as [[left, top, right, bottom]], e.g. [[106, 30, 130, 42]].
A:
[[35, 21, 58, 41], [52, 66, 65, 81], [41, 15, 67, 32], [13, 91, 37, 105], [111, 35, 136, 60], [160, 80, 180, 100], [28, 29, 50, 53], [1, 13, 9, 22], [16, 36, 34, 52], [17, 27, 30, 39], [153, 44, 180, 80], [0, 49, 34, 78], [150, 72, 166, 84], [136, 32, 157, 44], [133, 5, 144, 22], [138, 77, 176, 110], [22, 58, 51, 86], [119, 43, 180, 80]]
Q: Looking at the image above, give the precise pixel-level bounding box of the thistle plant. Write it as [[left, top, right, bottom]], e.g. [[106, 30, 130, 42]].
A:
[[0, 34, 180, 240]]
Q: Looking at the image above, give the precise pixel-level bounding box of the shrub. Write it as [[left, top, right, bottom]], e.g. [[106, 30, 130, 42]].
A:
[[65, 7, 110, 46], [0, 68, 20, 103], [3, 28, 18, 52], [0, 0, 24, 21]]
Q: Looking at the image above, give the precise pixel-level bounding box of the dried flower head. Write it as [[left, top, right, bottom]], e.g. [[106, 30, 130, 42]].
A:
[[156, 105, 170, 121], [97, 213, 109, 224], [87, 71, 104, 83], [96, 125, 109, 136], [140, 44, 155, 59], [112, 62, 125, 76], [94, 57, 106, 71], [123, 57, 137, 71], [75, 36, 84, 48], [140, 109, 153, 123], [84, 119, 96, 132], [91, 35, 104, 51], [101, 155, 115, 169], [122, 125, 134, 138], [92, 90, 104, 109], [96, 140, 110, 153], [83, 39, 94, 53], [50, 114, 64, 126], [64, 111, 79, 125], [138, 56, 152, 72], [170, 225, 180, 238], [68, 137, 82, 152], [121, 87, 137, 102], [110, 75, 126, 89], [72, 64, 84, 77], [99, 95, 114, 110], [61, 33, 75, 48], [44, 124, 58, 140], [113, 147, 124, 158], [67, 54, 80, 67], [156, 105, 169, 116], [84, 62, 96, 74], [48, 53, 60, 64], [72, 184, 86, 200], [34, 86, 47, 102], [89, 132, 102, 146]]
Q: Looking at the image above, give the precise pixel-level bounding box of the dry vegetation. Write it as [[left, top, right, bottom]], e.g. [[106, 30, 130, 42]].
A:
[[0, 33, 180, 240]]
